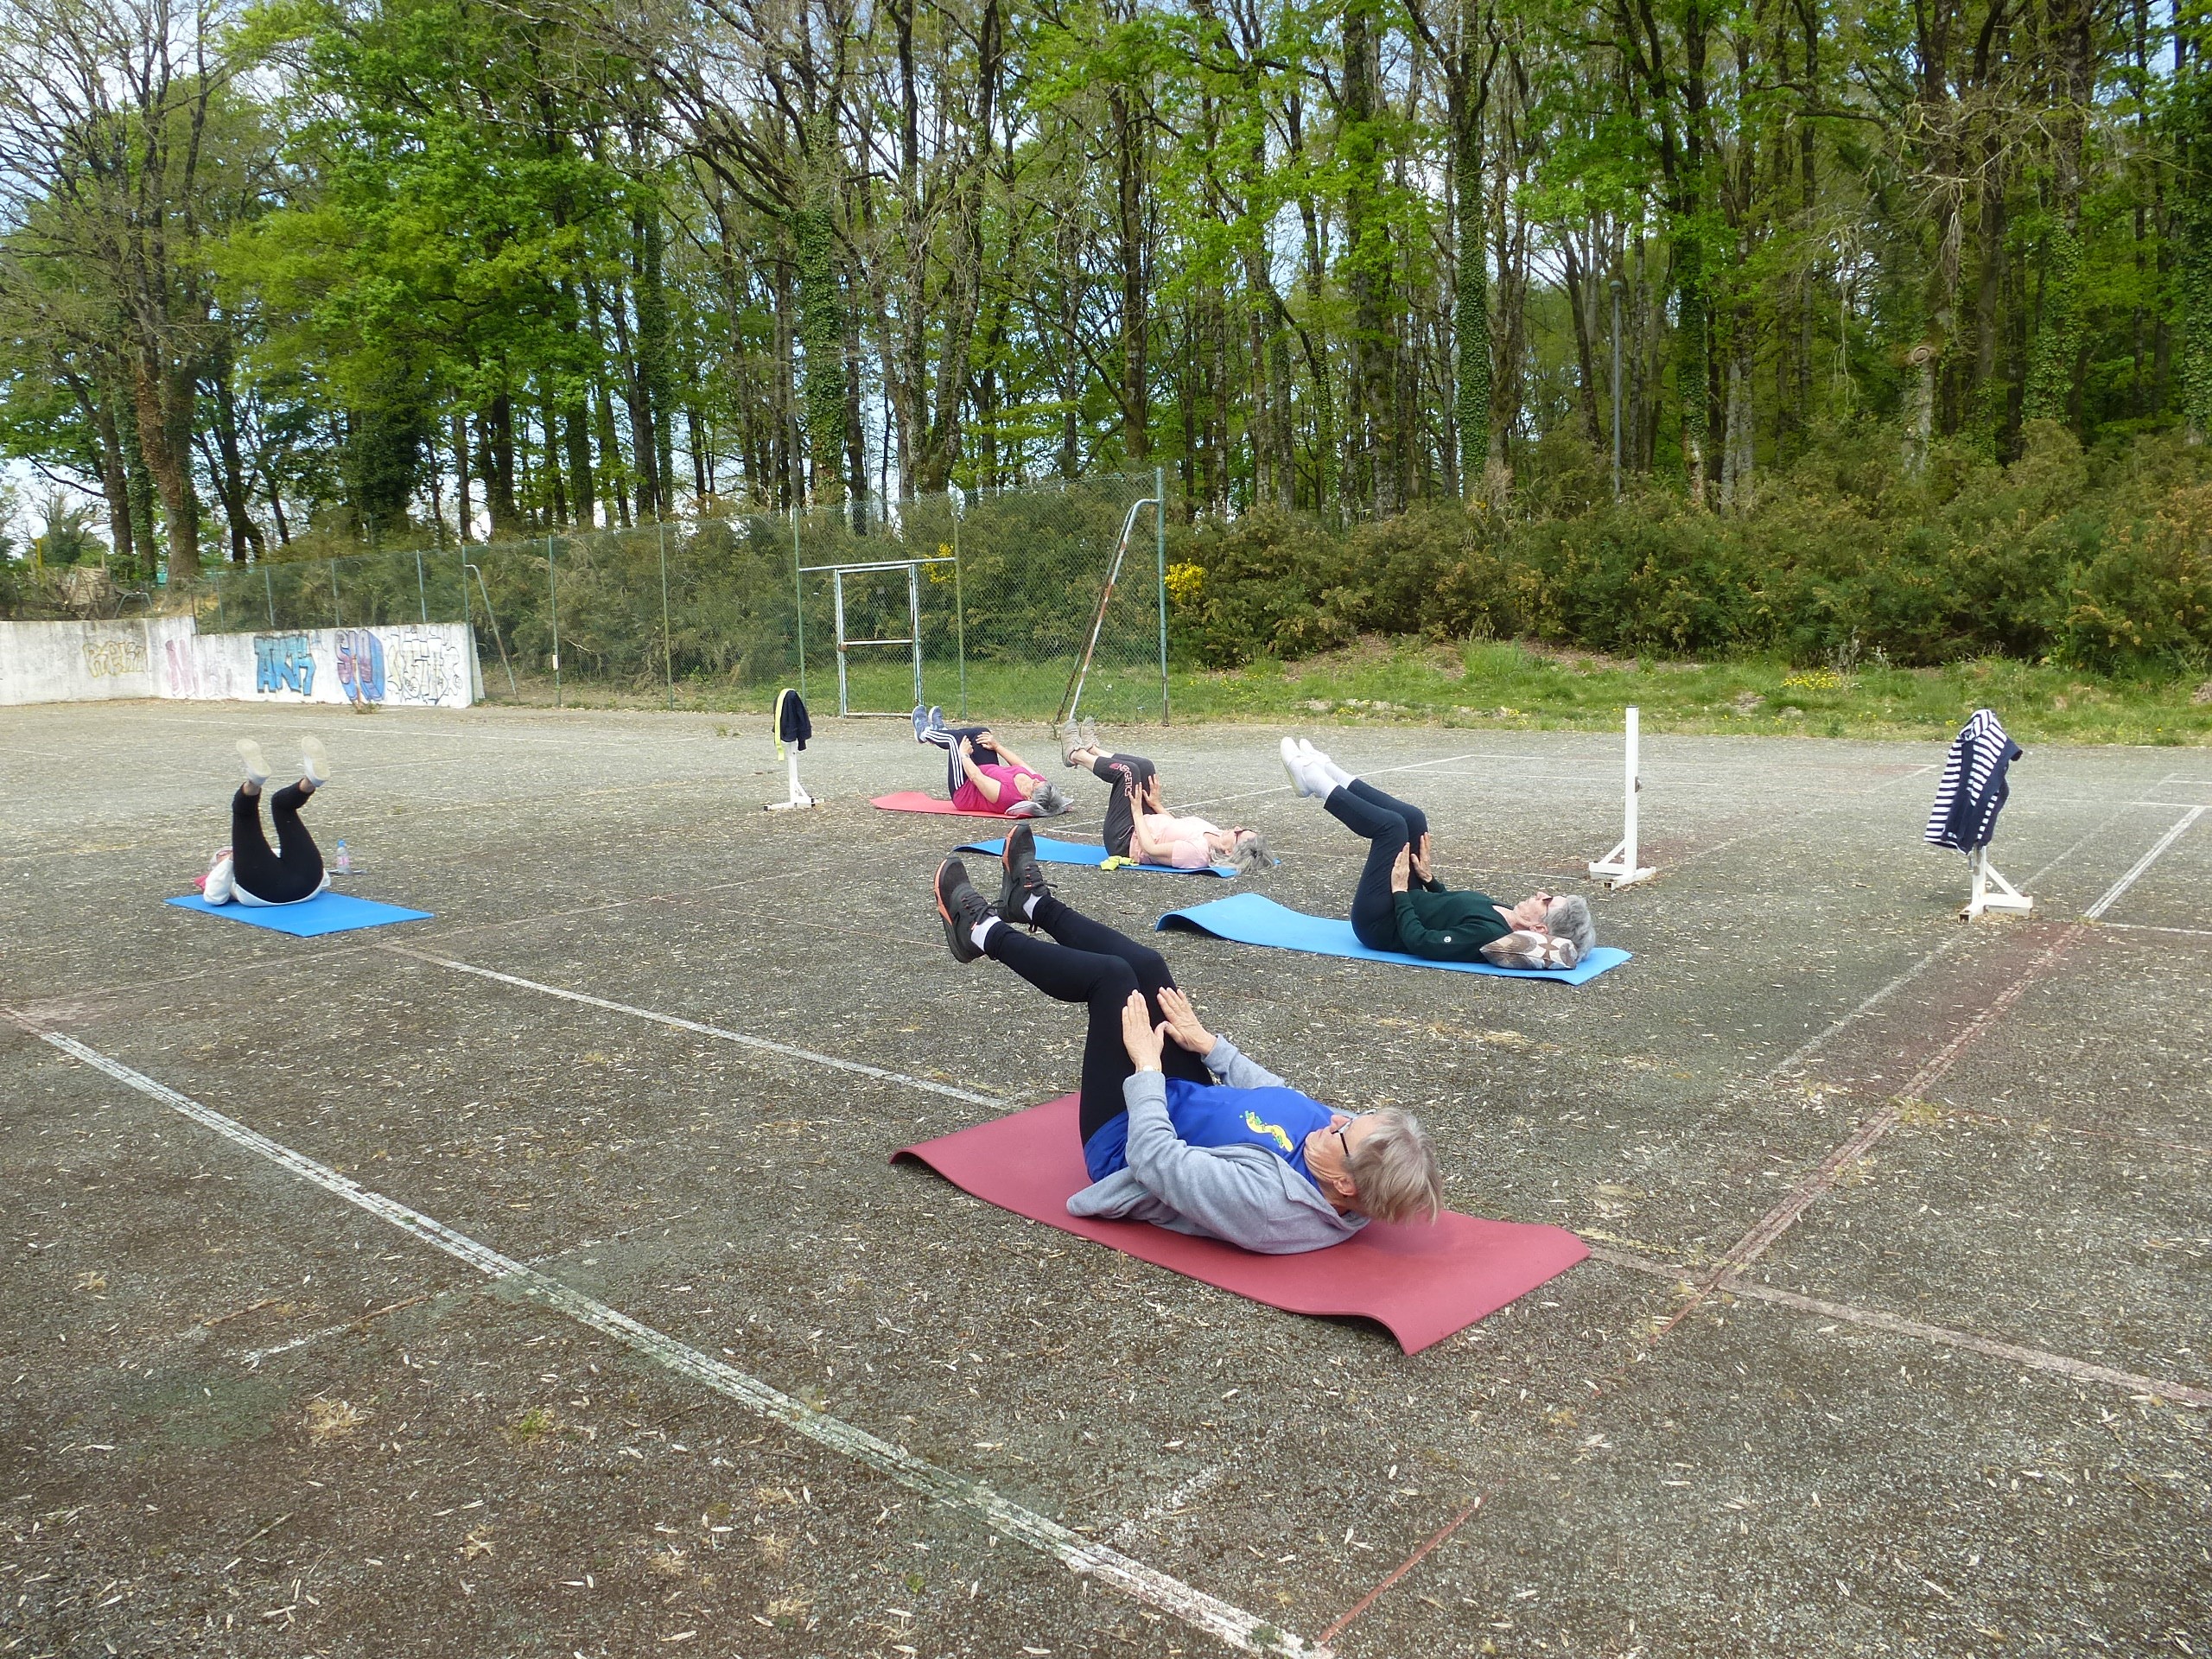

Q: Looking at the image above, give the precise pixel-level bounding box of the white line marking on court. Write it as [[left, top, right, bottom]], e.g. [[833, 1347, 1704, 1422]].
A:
[[2098, 920, 2212, 940], [384, 946, 1007, 1109], [2084, 806, 2203, 920], [20, 1026, 1324, 1658], [1109, 1465, 1226, 1546], [1580, 1243, 2211, 1407]]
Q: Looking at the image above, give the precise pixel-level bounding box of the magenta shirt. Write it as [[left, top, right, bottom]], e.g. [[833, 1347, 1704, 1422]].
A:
[[954, 761, 1040, 814]]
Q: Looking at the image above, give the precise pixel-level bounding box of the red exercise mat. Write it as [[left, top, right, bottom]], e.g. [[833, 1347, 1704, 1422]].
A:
[[870, 791, 1017, 819], [894, 1095, 1588, 1354]]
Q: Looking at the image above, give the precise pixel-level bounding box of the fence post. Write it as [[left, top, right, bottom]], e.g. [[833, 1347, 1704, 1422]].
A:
[[330, 559, 342, 630], [460, 546, 475, 698], [415, 549, 429, 622], [791, 504, 807, 699], [264, 564, 275, 627], [547, 534, 562, 708], [658, 519, 674, 709], [1155, 465, 1169, 725], [950, 486, 967, 718]]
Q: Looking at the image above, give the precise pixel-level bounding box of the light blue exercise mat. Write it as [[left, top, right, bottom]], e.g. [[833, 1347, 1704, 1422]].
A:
[[957, 836, 1237, 879], [167, 893, 434, 937], [1156, 893, 1630, 984]]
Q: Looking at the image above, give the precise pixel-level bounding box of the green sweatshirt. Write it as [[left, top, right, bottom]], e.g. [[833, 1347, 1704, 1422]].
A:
[[1392, 878, 1513, 962]]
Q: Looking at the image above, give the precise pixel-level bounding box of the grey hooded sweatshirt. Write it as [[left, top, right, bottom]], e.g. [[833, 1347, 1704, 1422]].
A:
[[1064, 1037, 1366, 1255]]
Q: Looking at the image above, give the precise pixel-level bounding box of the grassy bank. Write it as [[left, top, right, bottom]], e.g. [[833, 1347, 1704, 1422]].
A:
[[487, 636, 2212, 747]]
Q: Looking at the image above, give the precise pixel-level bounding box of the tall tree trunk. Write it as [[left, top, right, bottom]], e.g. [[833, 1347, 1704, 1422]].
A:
[[2025, 0, 2094, 425], [454, 413, 472, 543], [1342, 0, 1398, 514], [1109, 82, 1151, 461]]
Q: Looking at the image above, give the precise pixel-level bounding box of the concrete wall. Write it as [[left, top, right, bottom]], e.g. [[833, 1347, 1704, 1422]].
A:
[[0, 618, 478, 709]]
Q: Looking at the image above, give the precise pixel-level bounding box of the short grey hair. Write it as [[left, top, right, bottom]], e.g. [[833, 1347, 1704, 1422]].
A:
[[1032, 781, 1071, 816], [1346, 1108, 1443, 1224], [1547, 893, 1597, 957], [1226, 827, 1274, 873]]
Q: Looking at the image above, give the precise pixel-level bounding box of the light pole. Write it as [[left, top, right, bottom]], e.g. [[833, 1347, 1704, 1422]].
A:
[[1610, 277, 1624, 500]]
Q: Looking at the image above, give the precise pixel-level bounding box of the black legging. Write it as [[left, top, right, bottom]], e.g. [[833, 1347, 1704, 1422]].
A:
[[1324, 779, 1430, 953], [231, 784, 325, 904], [983, 893, 1212, 1144], [932, 724, 1007, 797], [1090, 753, 1155, 857]]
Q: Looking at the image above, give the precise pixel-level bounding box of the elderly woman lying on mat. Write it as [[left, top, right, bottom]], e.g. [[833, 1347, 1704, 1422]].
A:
[[1060, 718, 1270, 874], [197, 737, 334, 907], [913, 705, 1071, 817], [932, 825, 1442, 1252], [1279, 737, 1598, 970]]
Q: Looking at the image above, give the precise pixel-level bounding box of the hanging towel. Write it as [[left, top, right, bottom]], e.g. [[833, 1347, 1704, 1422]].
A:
[[1925, 708, 2022, 851], [774, 688, 812, 757]]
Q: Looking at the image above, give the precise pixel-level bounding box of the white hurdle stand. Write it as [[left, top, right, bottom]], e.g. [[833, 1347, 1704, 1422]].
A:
[[1961, 845, 2031, 919], [764, 747, 816, 813], [1587, 705, 1656, 890]]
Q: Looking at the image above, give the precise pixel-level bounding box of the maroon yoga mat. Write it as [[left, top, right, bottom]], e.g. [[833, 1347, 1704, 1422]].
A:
[[894, 1095, 1589, 1355], [870, 791, 1016, 819]]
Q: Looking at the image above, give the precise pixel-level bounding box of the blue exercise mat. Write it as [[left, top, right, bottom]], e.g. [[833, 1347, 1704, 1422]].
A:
[[167, 892, 434, 937], [1155, 893, 1629, 983], [957, 836, 1237, 879]]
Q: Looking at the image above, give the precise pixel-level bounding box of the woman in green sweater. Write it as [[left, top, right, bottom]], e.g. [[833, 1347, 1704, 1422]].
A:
[[1279, 738, 1596, 969]]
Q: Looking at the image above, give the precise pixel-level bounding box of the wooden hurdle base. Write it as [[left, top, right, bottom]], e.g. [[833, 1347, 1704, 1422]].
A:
[[765, 751, 818, 813], [1960, 845, 2031, 919]]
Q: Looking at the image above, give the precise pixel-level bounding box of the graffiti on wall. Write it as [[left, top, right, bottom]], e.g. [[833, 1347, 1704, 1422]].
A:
[[164, 638, 206, 698], [382, 627, 460, 705], [254, 632, 315, 696], [334, 629, 385, 705], [81, 635, 149, 679]]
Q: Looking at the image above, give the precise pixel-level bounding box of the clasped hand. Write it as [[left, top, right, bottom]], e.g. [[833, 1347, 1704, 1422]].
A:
[[1120, 986, 1216, 1071]]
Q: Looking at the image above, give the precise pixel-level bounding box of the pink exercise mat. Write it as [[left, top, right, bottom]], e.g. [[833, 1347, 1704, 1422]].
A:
[[870, 791, 1019, 819], [894, 1096, 1588, 1354]]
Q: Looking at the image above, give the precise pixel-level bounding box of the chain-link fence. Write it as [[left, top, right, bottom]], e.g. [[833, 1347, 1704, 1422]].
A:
[[173, 473, 1168, 724]]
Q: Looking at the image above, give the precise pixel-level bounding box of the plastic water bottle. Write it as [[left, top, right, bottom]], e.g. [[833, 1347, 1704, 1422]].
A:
[[334, 840, 352, 874]]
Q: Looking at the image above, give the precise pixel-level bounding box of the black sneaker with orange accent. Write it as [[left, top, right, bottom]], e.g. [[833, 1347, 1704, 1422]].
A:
[[934, 858, 997, 963], [998, 822, 1052, 918]]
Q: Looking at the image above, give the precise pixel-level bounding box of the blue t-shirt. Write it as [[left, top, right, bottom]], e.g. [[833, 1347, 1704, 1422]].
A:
[[1082, 1078, 1336, 1185]]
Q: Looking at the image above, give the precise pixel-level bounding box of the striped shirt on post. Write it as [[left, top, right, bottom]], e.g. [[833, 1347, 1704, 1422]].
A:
[[1925, 708, 2023, 851]]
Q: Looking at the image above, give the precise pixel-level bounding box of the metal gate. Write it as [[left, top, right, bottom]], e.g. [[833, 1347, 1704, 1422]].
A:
[[800, 556, 955, 717]]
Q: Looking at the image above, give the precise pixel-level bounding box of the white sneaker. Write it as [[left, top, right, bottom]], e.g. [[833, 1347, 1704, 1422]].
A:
[[1298, 739, 1355, 791], [300, 735, 330, 785], [237, 738, 270, 787], [1279, 737, 1330, 799]]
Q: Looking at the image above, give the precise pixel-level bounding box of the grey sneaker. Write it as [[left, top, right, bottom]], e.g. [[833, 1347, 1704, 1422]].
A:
[[1061, 726, 1086, 768], [1080, 717, 1099, 751], [934, 858, 997, 964], [999, 822, 1051, 917], [912, 704, 931, 743]]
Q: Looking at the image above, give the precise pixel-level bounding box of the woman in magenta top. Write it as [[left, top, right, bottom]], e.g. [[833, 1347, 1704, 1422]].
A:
[[948, 728, 1065, 817]]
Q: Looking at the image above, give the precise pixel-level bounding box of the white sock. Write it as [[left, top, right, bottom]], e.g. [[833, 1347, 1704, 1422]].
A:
[[1022, 893, 1042, 919], [970, 916, 999, 950]]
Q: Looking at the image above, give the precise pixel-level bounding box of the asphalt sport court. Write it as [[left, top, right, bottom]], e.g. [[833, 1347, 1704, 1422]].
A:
[[2, 703, 2206, 1659]]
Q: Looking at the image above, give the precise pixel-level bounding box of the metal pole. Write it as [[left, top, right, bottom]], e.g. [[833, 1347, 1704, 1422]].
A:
[[791, 505, 807, 700], [547, 534, 562, 708], [460, 546, 472, 689], [658, 520, 674, 709], [415, 549, 429, 622], [1154, 465, 1169, 725], [264, 564, 275, 626], [907, 560, 923, 712], [950, 487, 967, 719], [832, 569, 849, 716], [1610, 278, 1624, 500], [330, 559, 341, 629]]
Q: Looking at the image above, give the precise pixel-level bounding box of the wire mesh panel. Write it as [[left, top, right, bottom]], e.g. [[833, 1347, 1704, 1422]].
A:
[[167, 473, 1165, 720]]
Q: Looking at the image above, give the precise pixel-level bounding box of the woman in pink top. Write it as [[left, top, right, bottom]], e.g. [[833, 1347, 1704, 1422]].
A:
[[1121, 779, 1271, 872], [950, 729, 1064, 816]]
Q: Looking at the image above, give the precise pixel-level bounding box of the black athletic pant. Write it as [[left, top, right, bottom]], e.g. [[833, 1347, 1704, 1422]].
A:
[[1325, 779, 1430, 953], [1090, 753, 1156, 858], [983, 893, 1211, 1144], [928, 723, 1005, 796], [231, 784, 325, 904]]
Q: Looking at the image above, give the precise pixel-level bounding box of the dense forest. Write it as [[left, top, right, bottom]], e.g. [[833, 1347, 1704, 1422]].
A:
[[2, 0, 2210, 624]]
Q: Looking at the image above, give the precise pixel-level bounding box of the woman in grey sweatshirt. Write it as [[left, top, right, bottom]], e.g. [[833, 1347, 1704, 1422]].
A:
[[932, 831, 1443, 1252]]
